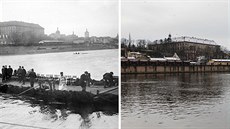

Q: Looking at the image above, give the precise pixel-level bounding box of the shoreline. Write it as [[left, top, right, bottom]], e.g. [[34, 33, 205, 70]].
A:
[[0, 48, 118, 56], [0, 43, 118, 56], [121, 61, 230, 74]]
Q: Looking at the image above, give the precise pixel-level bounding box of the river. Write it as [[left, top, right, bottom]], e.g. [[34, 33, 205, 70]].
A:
[[121, 73, 230, 129], [0, 94, 118, 129], [0, 49, 118, 80]]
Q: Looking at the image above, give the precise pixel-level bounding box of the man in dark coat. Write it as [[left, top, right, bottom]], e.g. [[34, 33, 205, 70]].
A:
[[79, 71, 88, 91], [7, 65, 13, 80], [28, 69, 37, 87], [85, 71, 91, 87], [21, 66, 27, 85], [17, 66, 22, 82], [1, 66, 6, 82], [103, 72, 114, 88], [4, 65, 8, 81]]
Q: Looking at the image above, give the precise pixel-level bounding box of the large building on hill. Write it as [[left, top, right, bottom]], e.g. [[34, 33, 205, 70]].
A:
[[0, 21, 44, 44], [0, 21, 44, 36], [147, 35, 225, 61]]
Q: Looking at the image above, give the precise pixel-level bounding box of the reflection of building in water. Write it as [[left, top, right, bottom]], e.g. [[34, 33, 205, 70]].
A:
[[148, 34, 224, 61]]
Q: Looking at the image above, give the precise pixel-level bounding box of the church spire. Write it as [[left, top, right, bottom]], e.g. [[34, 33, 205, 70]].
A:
[[128, 33, 131, 48]]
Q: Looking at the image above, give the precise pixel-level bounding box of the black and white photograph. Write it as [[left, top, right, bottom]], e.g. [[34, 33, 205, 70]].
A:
[[0, 0, 118, 129], [121, 0, 229, 129]]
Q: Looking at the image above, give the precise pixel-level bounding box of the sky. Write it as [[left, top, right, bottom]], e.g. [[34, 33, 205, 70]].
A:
[[0, 0, 118, 37], [122, 0, 230, 49]]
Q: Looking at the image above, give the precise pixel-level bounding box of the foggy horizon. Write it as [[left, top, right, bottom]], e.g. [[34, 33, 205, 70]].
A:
[[122, 0, 229, 49], [0, 0, 118, 37]]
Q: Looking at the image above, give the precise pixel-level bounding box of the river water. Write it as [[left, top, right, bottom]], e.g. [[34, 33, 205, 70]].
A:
[[0, 49, 118, 80], [0, 49, 118, 129], [121, 73, 230, 129], [0, 94, 118, 129]]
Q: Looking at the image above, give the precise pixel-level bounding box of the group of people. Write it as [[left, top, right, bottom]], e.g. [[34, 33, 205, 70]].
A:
[[1, 65, 13, 82], [1, 65, 37, 87], [15, 66, 37, 87], [2, 65, 115, 91], [59, 71, 91, 91], [16, 66, 27, 84]]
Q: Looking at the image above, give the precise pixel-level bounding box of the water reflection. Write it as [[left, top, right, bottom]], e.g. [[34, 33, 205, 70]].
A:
[[0, 94, 118, 129], [121, 73, 230, 129]]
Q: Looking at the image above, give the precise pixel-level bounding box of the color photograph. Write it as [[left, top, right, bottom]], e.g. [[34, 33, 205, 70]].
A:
[[121, 0, 229, 129]]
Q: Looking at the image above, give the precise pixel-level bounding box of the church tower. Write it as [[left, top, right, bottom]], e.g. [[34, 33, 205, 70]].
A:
[[85, 29, 89, 38], [128, 33, 131, 48], [56, 27, 60, 34]]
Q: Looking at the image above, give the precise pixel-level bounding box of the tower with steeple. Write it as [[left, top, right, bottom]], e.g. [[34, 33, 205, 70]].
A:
[[128, 33, 131, 48], [85, 29, 89, 38], [56, 27, 60, 34]]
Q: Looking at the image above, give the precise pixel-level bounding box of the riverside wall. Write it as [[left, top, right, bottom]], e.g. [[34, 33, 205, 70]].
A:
[[121, 60, 230, 74]]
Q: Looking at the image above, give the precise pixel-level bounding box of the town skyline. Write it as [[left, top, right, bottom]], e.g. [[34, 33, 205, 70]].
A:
[[0, 0, 118, 37]]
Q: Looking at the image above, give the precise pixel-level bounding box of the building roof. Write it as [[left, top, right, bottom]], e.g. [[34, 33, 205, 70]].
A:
[[150, 58, 166, 61], [39, 40, 64, 43], [210, 59, 230, 62], [172, 36, 217, 45], [150, 36, 219, 46], [0, 21, 44, 29]]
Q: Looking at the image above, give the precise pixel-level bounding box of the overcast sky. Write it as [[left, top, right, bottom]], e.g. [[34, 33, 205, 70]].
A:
[[0, 0, 118, 37], [122, 0, 229, 49]]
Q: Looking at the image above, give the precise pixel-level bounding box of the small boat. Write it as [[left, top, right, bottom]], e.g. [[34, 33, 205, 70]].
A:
[[73, 52, 80, 54]]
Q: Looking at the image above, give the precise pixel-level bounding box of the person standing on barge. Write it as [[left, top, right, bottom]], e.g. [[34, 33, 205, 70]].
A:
[[21, 66, 27, 85], [59, 72, 67, 90], [1, 66, 6, 82], [79, 71, 88, 92], [28, 69, 37, 87], [7, 65, 13, 80]]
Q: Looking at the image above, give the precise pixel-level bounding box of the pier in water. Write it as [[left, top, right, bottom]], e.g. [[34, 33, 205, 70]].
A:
[[121, 73, 230, 129]]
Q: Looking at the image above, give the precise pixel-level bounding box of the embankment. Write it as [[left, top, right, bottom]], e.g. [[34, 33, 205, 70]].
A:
[[121, 60, 230, 74], [0, 43, 117, 55]]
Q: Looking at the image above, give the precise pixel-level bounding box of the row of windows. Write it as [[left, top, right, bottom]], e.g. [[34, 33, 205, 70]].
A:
[[0, 34, 8, 39], [0, 26, 44, 35], [0, 26, 16, 34]]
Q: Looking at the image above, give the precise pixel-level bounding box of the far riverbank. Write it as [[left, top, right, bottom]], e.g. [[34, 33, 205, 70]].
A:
[[0, 43, 118, 55]]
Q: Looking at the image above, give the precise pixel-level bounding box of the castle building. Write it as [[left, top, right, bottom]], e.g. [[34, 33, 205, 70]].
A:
[[0, 21, 44, 37], [148, 35, 224, 61], [0, 21, 44, 44]]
